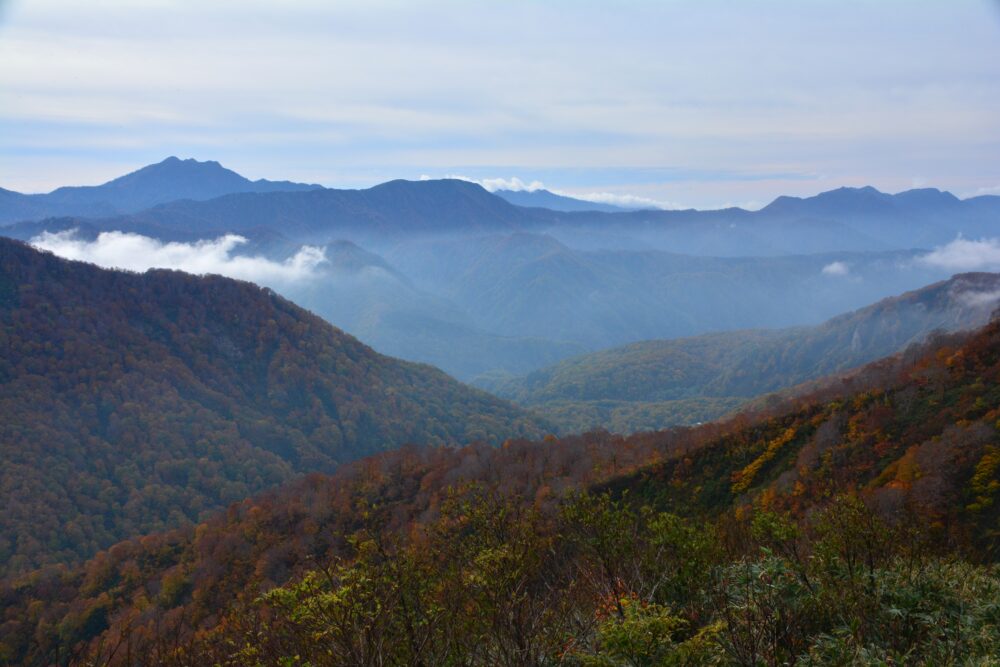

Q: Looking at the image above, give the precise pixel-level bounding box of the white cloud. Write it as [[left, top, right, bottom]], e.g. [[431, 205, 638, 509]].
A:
[[30, 230, 327, 285], [419, 174, 545, 192], [420, 173, 677, 209], [478, 176, 546, 193], [966, 185, 1000, 197], [822, 261, 850, 276], [919, 237, 1000, 272], [955, 289, 1000, 308], [564, 191, 681, 210]]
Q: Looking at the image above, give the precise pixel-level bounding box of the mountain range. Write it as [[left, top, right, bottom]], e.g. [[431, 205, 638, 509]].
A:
[[5, 157, 992, 382], [4, 157, 1000, 255], [2, 158, 1000, 663]]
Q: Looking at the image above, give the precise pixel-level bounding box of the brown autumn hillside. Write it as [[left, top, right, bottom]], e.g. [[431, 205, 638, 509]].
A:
[[0, 238, 547, 578], [3, 315, 999, 664]]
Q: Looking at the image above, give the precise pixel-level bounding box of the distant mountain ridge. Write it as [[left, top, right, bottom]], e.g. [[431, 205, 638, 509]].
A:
[[0, 157, 320, 224], [489, 272, 1000, 432], [4, 158, 1000, 255], [2, 158, 997, 387], [0, 237, 547, 576], [762, 185, 961, 217]]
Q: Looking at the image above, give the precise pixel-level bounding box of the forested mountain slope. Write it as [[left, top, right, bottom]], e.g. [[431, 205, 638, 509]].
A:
[[490, 272, 1000, 432], [0, 239, 546, 577], [3, 316, 999, 665]]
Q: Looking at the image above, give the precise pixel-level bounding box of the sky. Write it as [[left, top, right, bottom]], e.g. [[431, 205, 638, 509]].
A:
[[1, 0, 999, 209]]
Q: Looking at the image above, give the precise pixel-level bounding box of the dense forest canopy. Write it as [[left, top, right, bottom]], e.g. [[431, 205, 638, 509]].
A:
[[3, 314, 999, 665], [0, 238, 546, 577]]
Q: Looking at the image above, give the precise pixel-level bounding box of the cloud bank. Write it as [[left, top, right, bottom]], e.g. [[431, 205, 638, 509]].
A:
[[31, 231, 327, 285], [919, 237, 1000, 272]]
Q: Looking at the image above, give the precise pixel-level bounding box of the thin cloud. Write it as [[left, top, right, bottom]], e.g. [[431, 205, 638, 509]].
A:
[[966, 185, 1000, 197], [419, 174, 545, 192], [955, 289, 1000, 308], [565, 191, 681, 210], [919, 237, 1000, 272], [422, 173, 678, 209], [30, 230, 328, 285]]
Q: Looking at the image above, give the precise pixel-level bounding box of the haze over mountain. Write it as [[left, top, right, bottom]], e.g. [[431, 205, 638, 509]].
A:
[[0, 238, 546, 577], [4, 159, 1000, 253], [2, 158, 996, 382], [489, 272, 1000, 433]]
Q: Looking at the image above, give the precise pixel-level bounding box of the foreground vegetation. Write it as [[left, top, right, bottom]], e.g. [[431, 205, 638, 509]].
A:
[[159, 491, 999, 666]]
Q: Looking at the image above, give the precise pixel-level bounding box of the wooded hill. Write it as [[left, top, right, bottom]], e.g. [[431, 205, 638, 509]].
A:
[[489, 272, 1000, 432], [0, 239, 546, 578]]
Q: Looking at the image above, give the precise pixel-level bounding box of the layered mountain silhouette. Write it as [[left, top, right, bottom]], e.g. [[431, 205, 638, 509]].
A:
[[0, 157, 319, 224], [3, 158, 998, 383], [0, 238, 547, 576], [489, 272, 1000, 432], [4, 158, 1000, 254]]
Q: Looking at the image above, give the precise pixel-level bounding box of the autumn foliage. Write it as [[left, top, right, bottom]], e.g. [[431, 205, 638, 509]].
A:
[[0, 239, 546, 577], [3, 308, 1000, 664]]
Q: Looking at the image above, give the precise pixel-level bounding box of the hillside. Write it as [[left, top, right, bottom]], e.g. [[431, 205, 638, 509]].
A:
[[0, 238, 547, 577], [3, 312, 999, 665], [490, 272, 1000, 432]]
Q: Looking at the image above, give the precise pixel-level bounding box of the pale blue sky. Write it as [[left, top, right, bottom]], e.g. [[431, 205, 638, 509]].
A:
[[1, 0, 999, 208]]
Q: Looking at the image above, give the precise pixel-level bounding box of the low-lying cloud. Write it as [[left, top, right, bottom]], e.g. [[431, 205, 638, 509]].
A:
[[955, 289, 1000, 308], [422, 173, 678, 209], [421, 173, 546, 193], [31, 231, 327, 285], [565, 191, 682, 210], [919, 237, 1000, 272], [822, 260, 850, 276]]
